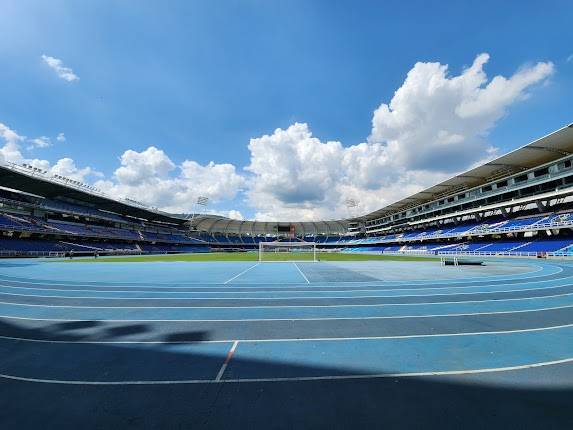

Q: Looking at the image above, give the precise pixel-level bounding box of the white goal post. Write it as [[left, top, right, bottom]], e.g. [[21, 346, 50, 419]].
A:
[[258, 241, 318, 262]]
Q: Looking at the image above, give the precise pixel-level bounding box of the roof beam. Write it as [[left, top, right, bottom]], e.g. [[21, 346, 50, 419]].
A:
[[526, 146, 572, 156], [456, 175, 485, 180]]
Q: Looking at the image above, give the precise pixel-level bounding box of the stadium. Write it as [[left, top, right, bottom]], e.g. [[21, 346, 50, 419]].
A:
[[1, 123, 573, 428], [2, 124, 573, 257], [3, 124, 573, 257], [3, 2, 573, 429]]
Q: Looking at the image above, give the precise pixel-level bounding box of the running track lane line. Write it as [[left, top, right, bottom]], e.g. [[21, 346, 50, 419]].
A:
[[2, 301, 573, 321], [2, 274, 572, 296], [2, 356, 573, 385], [3, 319, 573, 344], [223, 264, 260, 284], [293, 263, 310, 284], [215, 341, 239, 381], [3, 288, 573, 308], [3, 277, 573, 299], [0, 263, 554, 289]]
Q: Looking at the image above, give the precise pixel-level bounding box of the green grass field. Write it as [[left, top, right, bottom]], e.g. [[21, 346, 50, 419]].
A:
[[65, 252, 438, 263]]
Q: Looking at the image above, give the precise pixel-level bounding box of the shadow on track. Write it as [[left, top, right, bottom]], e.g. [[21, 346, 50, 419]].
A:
[[1, 319, 573, 429]]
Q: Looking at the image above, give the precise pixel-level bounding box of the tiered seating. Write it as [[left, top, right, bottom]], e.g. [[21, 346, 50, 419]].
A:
[[0, 238, 64, 252], [537, 213, 573, 225], [482, 241, 526, 252], [494, 217, 544, 230], [139, 243, 209, 253], [442, 223, 478, 235], [377, 239, 573, 255], [514, 240, 572, 253], [0, 214, 50, 232], [0, 238, 142, 254], [554, 244, 573, 256]]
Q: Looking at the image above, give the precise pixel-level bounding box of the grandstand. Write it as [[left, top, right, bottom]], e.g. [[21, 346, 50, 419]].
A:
[[1, 124, 573, 258]]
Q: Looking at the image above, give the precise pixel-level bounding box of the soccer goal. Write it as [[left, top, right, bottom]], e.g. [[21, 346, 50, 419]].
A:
[[259, 241, 318, 262]]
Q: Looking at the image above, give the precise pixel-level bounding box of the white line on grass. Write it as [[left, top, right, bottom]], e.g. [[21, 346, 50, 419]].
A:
[[223, 264, 260, 284]]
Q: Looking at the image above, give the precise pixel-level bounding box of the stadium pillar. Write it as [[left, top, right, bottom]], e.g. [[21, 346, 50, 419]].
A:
[[536, 200, 548, 212]]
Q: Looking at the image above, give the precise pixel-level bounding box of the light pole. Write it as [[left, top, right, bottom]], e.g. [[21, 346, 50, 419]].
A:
[[345, 198, 359, 219], [188, 196, 209, 230]]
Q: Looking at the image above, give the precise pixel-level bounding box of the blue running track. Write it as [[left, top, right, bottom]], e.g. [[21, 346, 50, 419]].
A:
[[1, 258, 573, 429]]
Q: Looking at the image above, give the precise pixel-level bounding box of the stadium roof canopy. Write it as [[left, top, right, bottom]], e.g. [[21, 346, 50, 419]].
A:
[[355, 123, 573, 222], [188, 215, 349, 235], [0, 123, 571, 235], [179, 123, 573, 234], [0, 163, 185, 225]]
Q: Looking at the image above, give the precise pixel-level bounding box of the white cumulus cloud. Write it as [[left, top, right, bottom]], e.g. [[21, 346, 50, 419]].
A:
[[1, 53, 555, 221], [114, 147, 176, 186], [50, 158, 101, 182], [369, 53, 553, 172], [95, 146, 245, 213], [41, 54, 79, 82], [28, 136, 52, 150], [0, 122, 96, 183], [0, 122, 26, 164], [245, 53, 554, 220], [244, 123, 442, 221]]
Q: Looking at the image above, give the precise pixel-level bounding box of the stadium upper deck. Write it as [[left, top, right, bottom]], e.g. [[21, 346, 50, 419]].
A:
[[188, 123, 573, 237], [0, 124, 572, 250], [349, 123, 573, 234]]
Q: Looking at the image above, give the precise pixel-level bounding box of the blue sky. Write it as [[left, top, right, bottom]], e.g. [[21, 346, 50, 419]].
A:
[[0, 0, 572, 220]]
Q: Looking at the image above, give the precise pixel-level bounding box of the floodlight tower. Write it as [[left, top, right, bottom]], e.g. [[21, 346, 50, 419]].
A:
[[345, 198, 359, 219], [187, 196, 209, 230]]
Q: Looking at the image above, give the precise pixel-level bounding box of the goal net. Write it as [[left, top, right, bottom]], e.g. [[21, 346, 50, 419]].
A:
[[259, 241, 318, 262]]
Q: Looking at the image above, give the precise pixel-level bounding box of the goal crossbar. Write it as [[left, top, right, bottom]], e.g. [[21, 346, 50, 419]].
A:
[[258, 241, 318, 262]]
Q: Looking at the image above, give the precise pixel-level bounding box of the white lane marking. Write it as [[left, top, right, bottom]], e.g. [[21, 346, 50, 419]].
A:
[[223, 264, 260, 284], [2, 320, 573, 345], [215, 341, 239, 381], [293, 263, 310, 284], [1, 302, 573, 322], [2, 356, 573, 385], [0, 262, 553, 288], [0, 268, 565, 294], [1, 289, 573, 309], [2, 278, 573, 301]]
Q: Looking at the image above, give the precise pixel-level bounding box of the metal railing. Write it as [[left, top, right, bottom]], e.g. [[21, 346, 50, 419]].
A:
[[378, 249, 573, 259], [0, 249, 144, 258], [329, 218, 573, 246], [437, 250, 540, 257]]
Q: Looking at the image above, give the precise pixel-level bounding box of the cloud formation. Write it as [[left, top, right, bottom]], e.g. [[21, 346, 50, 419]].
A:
[[41, 55, 80, 82], [28, 136, 52, 150], [2, 53, 555, 220], [94, 146, 245, 213], [369, 53, 553, 171], [246, 54, 553, 220], [0, 122, 97, 183]]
